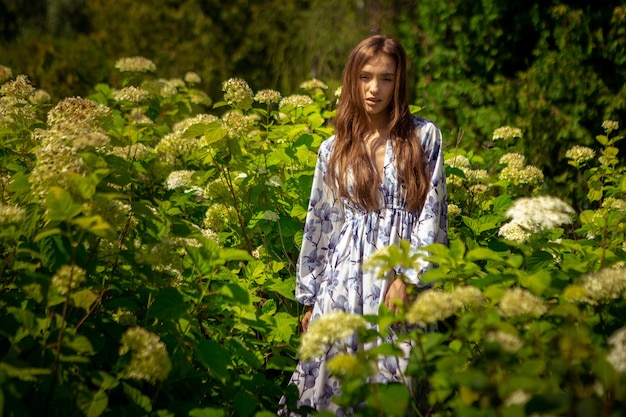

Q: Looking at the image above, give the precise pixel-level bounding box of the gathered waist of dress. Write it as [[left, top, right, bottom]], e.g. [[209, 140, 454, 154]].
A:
[[343, 204, 418, 221]]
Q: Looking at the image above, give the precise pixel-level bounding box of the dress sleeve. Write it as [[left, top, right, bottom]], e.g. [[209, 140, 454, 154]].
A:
[[406, 121, 449, 286], [295, 138, 344, 305]]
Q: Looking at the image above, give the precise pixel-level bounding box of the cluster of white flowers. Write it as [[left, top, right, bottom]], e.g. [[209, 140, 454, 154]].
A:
[[51, 264, 87, 295], [0, 74, 35, 99], [0, 75, 39, 128], [565, 145, 595, 165], [114, 56, 156, 73], [504, 390, 531, 407], [47, 96, 112, 134], [492, 126, 523, 141], [299, 311, 368, 360], [606, 326, 626, 373], [119, 326, 172, 384], [406, 286, 483, 326], [498, 196, 574, 243], [499, 152, 526, 168], [155, 129, 202, 160], [109, 142, 153, 160], [165, 170, 195, 190], [601, 120, 619, 132], [29, 140, 85, 197], [222, 77, 253, 110], [565, 266, 626, 305], [603, 197, 626, 211], [254, 89, 282, 105], [111, 308, 137, 327], [265, 175, 283, 188], [113, 86, 151, 103], [72, 132, 111, 149], [279, 94, 314, 109], [204, 203, 236, 231], [445, 154, 471, 169], [498, 287, 547, 318], [300, 78, 328, 91], [221, 110, 256, 139], [499, 165, 544, 186], [486, 330, 523, 353], [263, 210, 280, 222], [184, 71, 201, 84], [0, 203, 26, 224], [448, 203, 461, 218]]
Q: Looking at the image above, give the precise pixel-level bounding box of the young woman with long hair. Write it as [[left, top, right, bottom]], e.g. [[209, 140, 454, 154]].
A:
[[286, 34, 448, 414]]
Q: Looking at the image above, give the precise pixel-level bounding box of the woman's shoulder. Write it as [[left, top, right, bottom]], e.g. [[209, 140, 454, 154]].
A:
[[410, 116, 442, 156]]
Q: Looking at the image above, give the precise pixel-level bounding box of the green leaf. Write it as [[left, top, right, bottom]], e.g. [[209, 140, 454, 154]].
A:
[[518, 270, 551, 295], [150, 287, 188, 320], [367, 383, 410, 417], [76, 390, 108, 417], [221, 283, 251, 305], [122, 382, 152, 412], [0, 362, 51, 380], [466, 247, 503, 262], [233, 390, 257, 417], [196, 339, 231, 381], [45, 186, 83, 221], [189, 408, 226, 417], [71, 289, 99, 311]]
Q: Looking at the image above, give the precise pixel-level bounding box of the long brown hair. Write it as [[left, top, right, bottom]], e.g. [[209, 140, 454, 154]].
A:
[[328, 35, 430, 212]]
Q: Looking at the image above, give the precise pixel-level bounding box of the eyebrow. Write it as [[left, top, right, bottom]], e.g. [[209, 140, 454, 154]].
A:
[[360, 70, 395, 76]]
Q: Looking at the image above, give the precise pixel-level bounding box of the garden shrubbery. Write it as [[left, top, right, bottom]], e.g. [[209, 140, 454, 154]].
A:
[[1, 58, 625, 416]]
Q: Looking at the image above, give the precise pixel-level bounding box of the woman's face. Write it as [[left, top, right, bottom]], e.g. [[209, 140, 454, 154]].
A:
[[358, 53, 396, 121]]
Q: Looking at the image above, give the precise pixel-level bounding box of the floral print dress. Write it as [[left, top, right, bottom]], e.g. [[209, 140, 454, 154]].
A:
[[289, 117, 448, 414]]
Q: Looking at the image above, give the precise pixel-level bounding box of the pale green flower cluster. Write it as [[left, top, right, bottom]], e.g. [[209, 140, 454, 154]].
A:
[[299, 311, 368, 360], [165, 170, 195, 190], [204, 203, 236, 231], [603, 197, 626, 211], [565, 145, 595, 165], [498, 287, 547, 318], [222, 77, 253, 110], [205, 178, 232, 201], [334, 86, 342, 98], [222, 110, 256, 139], [119, 326, 172, 384], [113, 86, 151, 103], [406, 286, 483, 326], [109, 142, 154, 160], [114, 56, 156, 73], [0, 203, 26, 224], [129, 108, 153, 124], [601, 120, 619, 132], [492, 126, 523, 141], [279, 94, 314, 109], [188, 89, 212, 106], [499, 164, 544, 186], [448, 203, 461, 218], [30, 89, 51, 104], [504, 390, 531, 407], [51, 264, 86, 295], [326, 353, 370, 377], [184, 71, 201, 84], [499, 152, 526, 168], [155, 130, 202, 160], [0, 75, 37, 127], [445, 155, 471, 169], [265, 175, 283, 188], [29, 141, 85, 197], [72, 132, 111, 149], [0, 74, 35, 99], [112, 308, 137, 327], [173, 113, 219, 133], [565, 267, 626, 305], [0, 65, 12, 83], [300, 78, 328, 91], [47, 97, 112, 134], [499, 196, 574, 242], [254, 89, 281, 105], [606, 326, 626, 373], [486, 330, 523, 353], [263, 210, 280, 222]]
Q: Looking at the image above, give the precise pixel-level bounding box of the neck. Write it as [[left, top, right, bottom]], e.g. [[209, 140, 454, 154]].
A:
[[366, 113, 388, 132]]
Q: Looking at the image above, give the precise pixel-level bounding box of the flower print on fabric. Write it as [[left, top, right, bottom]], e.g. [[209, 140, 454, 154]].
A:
[[289, 117, 448, 414]]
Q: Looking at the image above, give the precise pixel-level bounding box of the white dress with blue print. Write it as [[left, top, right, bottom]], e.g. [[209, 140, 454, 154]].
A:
[[289, 117, 448, 414]]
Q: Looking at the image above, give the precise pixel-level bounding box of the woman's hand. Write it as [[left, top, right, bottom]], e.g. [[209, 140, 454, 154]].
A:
[[384, 278, 407, 314], [301, 306, 314, 333]]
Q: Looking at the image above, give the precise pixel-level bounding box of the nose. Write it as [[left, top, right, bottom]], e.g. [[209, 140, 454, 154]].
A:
[[369, 79, 379, 94]]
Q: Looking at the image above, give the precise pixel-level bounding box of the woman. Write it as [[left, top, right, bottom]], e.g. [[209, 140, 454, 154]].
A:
[[289, 35, 448, 414]]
